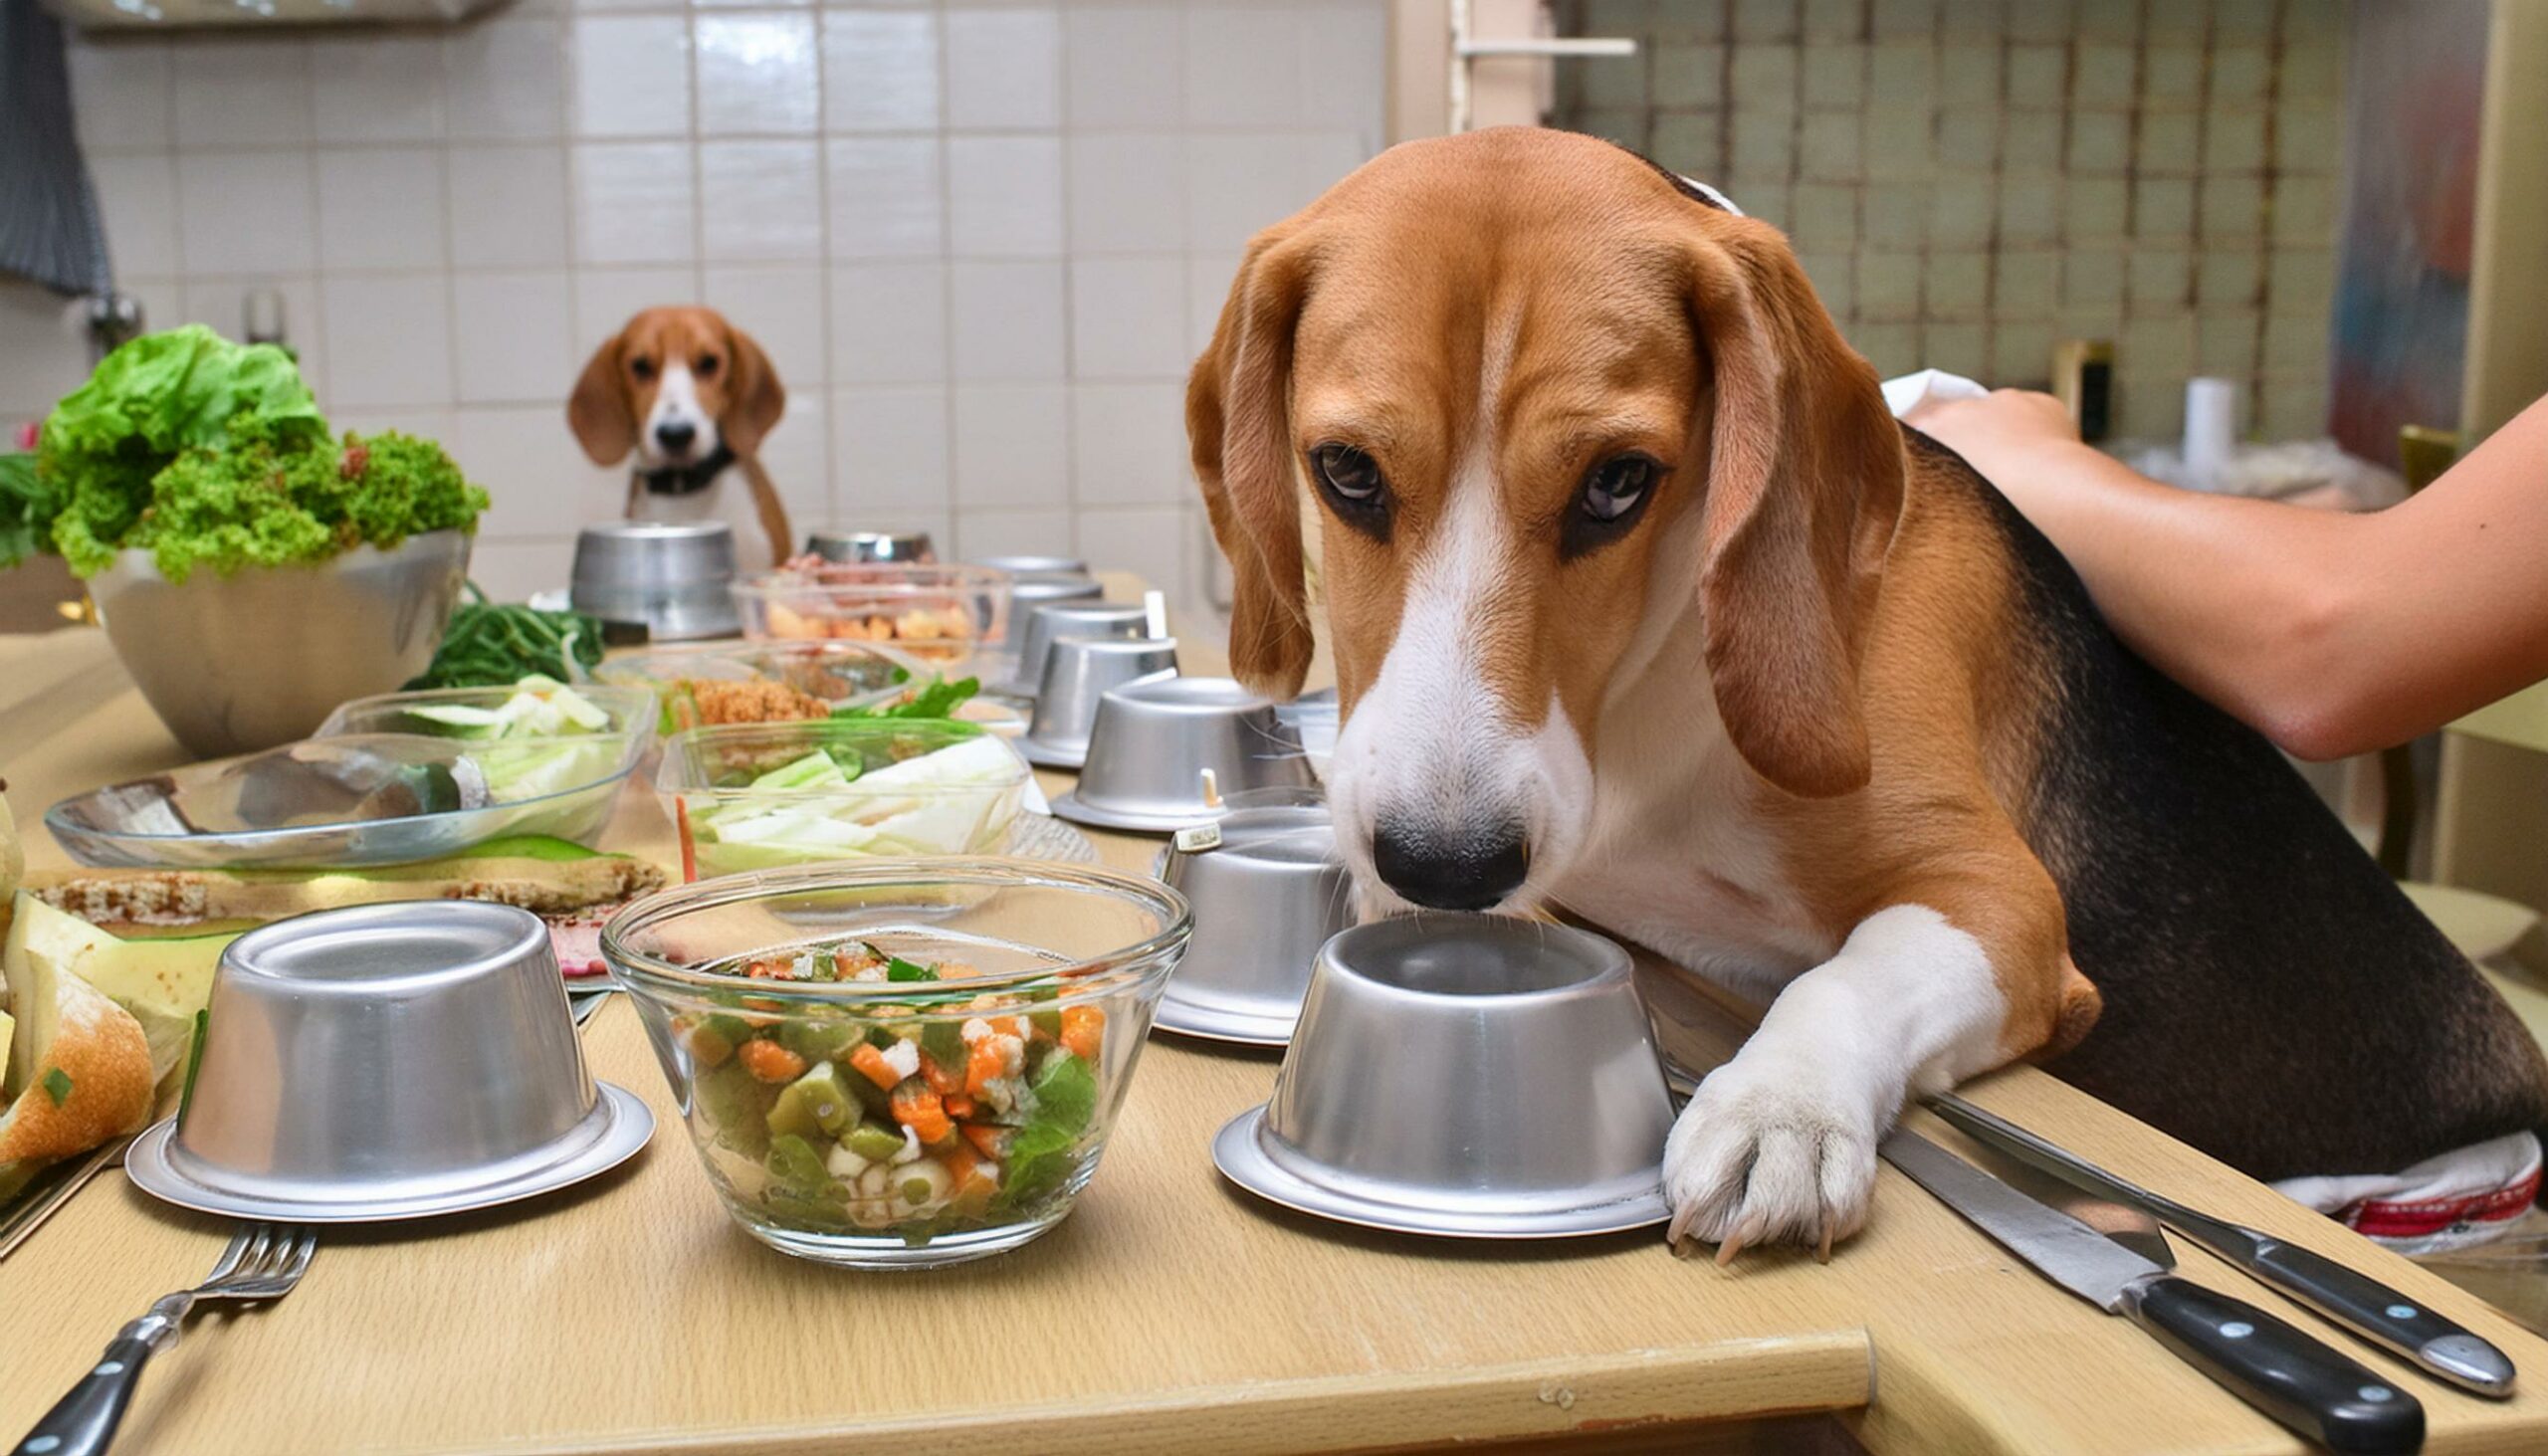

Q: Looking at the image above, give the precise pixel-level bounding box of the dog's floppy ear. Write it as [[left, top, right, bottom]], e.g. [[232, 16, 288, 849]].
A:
[[1188, 228, 1316, 700], [1684, 220, 1905, 798], [722, 322, 787, 457], [567, 334, 634, 466]]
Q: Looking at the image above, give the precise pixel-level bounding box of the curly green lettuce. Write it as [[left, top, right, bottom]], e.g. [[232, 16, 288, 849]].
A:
[[10, 324, 489, 580]]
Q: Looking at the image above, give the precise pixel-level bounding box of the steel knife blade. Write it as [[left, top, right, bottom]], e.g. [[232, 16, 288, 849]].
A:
[[1931, 1093, 2516, 1398], [1883, 1129, 2426, 1454]]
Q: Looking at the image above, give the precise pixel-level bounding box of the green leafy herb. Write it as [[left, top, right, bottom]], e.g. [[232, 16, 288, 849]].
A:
[[404, 585, 604, 690], [41, 1068, 73, 1107], [833, 675, 981, 723], [996, 1053, 1097, 1209], [864, 942, 941, 983]]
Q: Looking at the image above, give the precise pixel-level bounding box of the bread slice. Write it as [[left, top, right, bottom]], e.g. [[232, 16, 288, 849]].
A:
[[0, 944, 154, 1194]]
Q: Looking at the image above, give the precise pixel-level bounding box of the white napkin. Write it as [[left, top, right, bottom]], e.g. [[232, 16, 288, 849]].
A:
[[1879, 368, 1990, 420]]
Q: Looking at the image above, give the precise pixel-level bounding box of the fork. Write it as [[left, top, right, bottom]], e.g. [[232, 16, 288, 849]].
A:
[[13, 1223, 318, 1456]]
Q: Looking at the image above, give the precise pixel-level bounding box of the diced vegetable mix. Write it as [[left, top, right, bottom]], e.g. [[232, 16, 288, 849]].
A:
[[673, 944, 1108, 1245], [677, 730, 1025, 877]]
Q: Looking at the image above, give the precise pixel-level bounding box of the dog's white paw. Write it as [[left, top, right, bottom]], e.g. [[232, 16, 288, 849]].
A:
[[1662, 1050, 1881, 1262]]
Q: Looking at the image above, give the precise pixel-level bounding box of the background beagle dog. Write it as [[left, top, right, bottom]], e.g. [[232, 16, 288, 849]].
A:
[[1189, 127, 2548, 1257], [569, 307, 791, 571]]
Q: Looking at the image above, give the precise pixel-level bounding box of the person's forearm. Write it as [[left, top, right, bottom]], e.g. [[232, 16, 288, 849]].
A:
[[1948, 431, 2376, 758]]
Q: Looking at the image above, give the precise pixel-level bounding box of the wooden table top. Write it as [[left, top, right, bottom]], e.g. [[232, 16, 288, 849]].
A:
[[4, 623, 2547, 1454]]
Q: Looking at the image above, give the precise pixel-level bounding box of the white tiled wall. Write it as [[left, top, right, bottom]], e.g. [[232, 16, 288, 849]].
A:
[[0, 0, 1388, 608]]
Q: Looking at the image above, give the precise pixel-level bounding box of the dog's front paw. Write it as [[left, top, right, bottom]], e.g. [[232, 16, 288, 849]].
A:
[[1662, 1051, 1880, 1263]]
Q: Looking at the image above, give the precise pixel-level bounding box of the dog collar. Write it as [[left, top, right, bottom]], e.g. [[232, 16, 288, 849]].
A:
[[636, 443, 735, 497]]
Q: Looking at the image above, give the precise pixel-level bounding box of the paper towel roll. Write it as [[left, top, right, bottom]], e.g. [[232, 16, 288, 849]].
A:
[[2184, 377, 2239, 490]]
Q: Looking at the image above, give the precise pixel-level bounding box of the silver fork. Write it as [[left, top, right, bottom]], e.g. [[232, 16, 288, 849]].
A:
[[13, 1223, 318, 1456]]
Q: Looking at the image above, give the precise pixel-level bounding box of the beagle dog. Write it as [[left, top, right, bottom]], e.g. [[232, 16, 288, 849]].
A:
[[569, 307, 792, 571], [1189, 128, 2548, 1256]]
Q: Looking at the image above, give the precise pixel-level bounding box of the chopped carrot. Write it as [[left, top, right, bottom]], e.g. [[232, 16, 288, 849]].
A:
[[942, 1094, 976, 1120], [960, 1124, 1012, 1160], [890, 1081, 953, 1144], [943, 1144, 980, 1187], [1060, 1005, 1106, 1061], [848, 1043, 901, 1091], [965, 1036, 1013, 1096], [919, 1052, 963, 1097], [737, 1038, 805, 1084]]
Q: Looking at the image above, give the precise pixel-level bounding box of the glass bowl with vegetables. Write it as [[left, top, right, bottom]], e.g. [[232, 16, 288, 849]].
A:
[[657, 719, 1035, 882], [604, 859, 1190, 1267], [594, 640, 929, 731], [319, 676, 654, 763]]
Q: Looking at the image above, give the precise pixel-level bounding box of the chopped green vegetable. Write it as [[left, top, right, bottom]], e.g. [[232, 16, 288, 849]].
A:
[[405, 587, 605, 690], [997, 1054, 1097, 1209], [834, 675, 983, 723], [865, 942, 939, 983], [41, 1067, 73, 1107]]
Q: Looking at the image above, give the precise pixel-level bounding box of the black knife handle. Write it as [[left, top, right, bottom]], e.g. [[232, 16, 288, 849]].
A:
[[2123, 1276, 2425, 1453], [2243, 1237, 2515, 1396], [13, 1335, 156, 1456]]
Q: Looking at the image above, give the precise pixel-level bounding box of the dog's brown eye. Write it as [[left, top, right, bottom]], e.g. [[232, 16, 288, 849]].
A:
[[694, 354, 720, 378], [630, 356, 657, 382], [1581, 456, 1655, 521], [1311, 444, 1383, 506]]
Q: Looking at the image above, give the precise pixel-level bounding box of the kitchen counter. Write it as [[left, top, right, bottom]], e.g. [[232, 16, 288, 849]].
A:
[[3, 625, 2546, 1454]]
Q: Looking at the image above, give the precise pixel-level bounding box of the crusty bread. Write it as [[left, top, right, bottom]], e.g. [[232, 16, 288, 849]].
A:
[[0, 962, 154, 1167], [26, 858, 669, 930]]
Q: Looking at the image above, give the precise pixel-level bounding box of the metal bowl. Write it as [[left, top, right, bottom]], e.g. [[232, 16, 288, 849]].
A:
[[1154, 801, 1353, 1045], [1020, 637, 1178, 768], [570, 521, 741, 641], [807, 528, 935, 564], [1052, 677, 1317, 833], [997, 601, 1154, 699], [991, 572, 1106, 663], [973, 553, 1090, 577], [1214, 916, 1674, 1237], [92, 529, 470, 759], [122, 902, 653, 1222], [45, 731, 641, 869]]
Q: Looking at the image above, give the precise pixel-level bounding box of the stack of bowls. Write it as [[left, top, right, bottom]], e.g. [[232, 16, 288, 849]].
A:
[[1153, 799, 1354, 1044], [123, 902, 653, 1222], [998, 599, 1155, 700], [1212, 916, 1675, 1237], [570, 521, 741, 641], [1052, 676, 1318, 832], [984, 567, 1105, 673]]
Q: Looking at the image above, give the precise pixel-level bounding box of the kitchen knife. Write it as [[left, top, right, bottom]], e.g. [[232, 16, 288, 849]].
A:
[[1931, 1093, 2516, 1398], [1883, 1129, 2426, 1454]]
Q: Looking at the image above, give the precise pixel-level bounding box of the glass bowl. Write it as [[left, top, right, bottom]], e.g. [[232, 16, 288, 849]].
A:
[[657, 719, 1033, 881], [730, 563, 1011, 675], [603, 859, 1191, 1267], [47, 732, 638, 869], [317, 682, 659, 757], [592, 641, 931, 731]]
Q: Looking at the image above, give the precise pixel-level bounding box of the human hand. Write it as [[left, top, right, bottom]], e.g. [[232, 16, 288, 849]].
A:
[[1906, 389, 2081, 457]]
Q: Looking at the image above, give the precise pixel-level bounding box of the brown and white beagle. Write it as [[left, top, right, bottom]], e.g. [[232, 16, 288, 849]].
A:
[[569, 307, 792, 571], [1189, 127, 2548, 1256]]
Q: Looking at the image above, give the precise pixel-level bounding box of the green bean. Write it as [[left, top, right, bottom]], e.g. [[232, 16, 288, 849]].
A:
[[402, 584, 605, 689]]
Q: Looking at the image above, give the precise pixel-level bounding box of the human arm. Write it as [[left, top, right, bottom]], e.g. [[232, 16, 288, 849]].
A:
[[1909, 390, 2548, 761]]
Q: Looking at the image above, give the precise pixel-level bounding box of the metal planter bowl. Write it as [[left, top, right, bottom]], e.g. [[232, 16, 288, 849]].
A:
[[92, 529, 471, 759]]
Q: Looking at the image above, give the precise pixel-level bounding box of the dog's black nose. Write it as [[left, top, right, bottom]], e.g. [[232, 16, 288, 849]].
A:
[[655, 421, 698, 453], [1371, 817, 1528, 911]]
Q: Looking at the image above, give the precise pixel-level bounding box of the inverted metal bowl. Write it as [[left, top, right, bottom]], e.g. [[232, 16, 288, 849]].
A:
[[1214, 916, 1675, 1237], [1020, 637, 1178, 768], [1052, 677, 1317, 833], [46, 731, 640, 869], [991, 573, 1105, 660], [974, 553, 1090, 577], [125, 902, 652, 1222], [93, 530, 470, 759], [996, 599, 1149, 698], [806, 528, 936, 564], [1154, 802, 1353, 1045], [571, 521, 741, 641]]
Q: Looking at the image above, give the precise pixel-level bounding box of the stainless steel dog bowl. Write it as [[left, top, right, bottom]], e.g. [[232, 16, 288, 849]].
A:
[[1214, 916, 1674, 1237], [123, 902, 653, 1222], [92, 529, 470, 759], [1053, 677, 1318, 833], [1154, 802, 1353, 1045], [975, 553, 1090, 577], [807, 528, 935, 564], [989, 572, 1104, 662], [571, 521, 741, 641], [1020, 637, 1179, 768], [996, 600, 1151, 699]]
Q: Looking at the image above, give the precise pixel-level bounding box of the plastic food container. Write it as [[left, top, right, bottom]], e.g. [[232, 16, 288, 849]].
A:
[[656, 719, 1033, 881], [604, 860, 1190, 1266], [593, 640, 929, 729], [730, 563, 1010, 673]]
